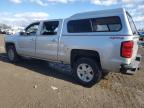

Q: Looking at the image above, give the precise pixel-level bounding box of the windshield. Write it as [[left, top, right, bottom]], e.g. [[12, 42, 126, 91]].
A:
[[126, 12, 138, 35]]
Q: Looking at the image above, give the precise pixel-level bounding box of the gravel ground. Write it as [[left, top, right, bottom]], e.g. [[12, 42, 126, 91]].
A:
[[0, 35, 144, 108]]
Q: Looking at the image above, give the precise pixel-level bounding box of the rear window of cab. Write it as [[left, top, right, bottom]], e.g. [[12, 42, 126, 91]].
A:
[[67, 16, 122, 33]]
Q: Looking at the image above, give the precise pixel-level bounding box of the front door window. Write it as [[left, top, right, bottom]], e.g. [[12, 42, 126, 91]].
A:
[[25, 22, 40, 36]]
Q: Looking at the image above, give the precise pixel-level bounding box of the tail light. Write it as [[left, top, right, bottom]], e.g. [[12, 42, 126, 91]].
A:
[[121, 41, 134, 58]]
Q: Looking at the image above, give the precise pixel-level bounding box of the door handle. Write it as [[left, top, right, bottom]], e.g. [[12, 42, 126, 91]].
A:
[[30, 38, 35, 41]]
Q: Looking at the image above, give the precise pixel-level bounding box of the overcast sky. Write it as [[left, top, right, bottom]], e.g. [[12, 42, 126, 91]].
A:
[[0, 0, 143, 29]]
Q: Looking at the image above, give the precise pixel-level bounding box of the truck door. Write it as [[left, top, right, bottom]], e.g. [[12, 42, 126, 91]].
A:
[[36, 20, 62, 61], [17, 22, 40, 57]]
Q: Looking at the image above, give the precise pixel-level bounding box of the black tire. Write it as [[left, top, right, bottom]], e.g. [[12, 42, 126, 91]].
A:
[[7, 45, 20, 63], [73, 58, 102, 87]]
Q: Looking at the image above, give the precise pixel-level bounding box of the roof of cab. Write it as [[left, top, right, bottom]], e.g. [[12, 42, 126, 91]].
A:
[[68, 8, 126, 19]]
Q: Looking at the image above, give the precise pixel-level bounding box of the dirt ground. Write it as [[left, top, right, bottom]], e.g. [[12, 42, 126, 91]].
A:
[[0, 35, 144, 108]]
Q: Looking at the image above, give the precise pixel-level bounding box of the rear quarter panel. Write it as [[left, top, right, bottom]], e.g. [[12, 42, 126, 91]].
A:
[[58, 11, 139, 72], [59, 34, 135, 72]]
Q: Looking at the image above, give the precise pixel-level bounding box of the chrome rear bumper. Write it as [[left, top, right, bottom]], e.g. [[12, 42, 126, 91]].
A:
[[120, 54, 142, 74]]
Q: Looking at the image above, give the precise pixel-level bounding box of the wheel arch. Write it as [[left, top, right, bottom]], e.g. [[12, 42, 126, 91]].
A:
[[5, 42, 15, 52], [71, 49, 102, 69]]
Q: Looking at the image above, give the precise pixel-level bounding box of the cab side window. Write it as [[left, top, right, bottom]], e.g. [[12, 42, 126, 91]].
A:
[[41, 21, 59, 35], [67, 16, 122, 33], [67, 19, 92, 33], [92, 16, 121, 32], [25, 22, 40, 36]]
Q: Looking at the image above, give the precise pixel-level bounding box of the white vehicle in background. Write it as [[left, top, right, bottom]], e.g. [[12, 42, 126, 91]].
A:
[[6, 29, 14, 35], [4, 8, 141, 87]]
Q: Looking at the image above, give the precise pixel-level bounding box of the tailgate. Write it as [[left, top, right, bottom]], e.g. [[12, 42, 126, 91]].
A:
[[126, 12, 139, 61]]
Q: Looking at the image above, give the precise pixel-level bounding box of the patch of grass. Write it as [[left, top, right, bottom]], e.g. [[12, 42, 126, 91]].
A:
[[0, 34, 5, 46], [0, 34, 5, 37], [0, 34, 5, 39]]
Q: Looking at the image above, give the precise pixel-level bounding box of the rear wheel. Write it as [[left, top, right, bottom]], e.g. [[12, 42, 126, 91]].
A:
[[73, 58, 102, 87], [7, 45, 20, 63]]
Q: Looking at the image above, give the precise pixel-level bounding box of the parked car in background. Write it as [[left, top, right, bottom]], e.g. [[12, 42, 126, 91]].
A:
[[5, 29, 14, 35], [139, 31, 144, 46], [4, 8, 141, 87], [0, 29, 6, 34]]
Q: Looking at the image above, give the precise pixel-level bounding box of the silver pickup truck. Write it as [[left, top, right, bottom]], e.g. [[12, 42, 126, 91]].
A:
[[4, 8, 141, 87]]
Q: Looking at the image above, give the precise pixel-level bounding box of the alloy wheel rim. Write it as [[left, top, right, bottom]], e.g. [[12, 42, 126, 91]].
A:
[[77, 63, 94, 82]]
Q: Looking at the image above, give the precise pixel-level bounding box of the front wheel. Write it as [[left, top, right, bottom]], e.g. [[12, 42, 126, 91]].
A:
[[73, 58, 102, 87], [7, 45, 20, 63]]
